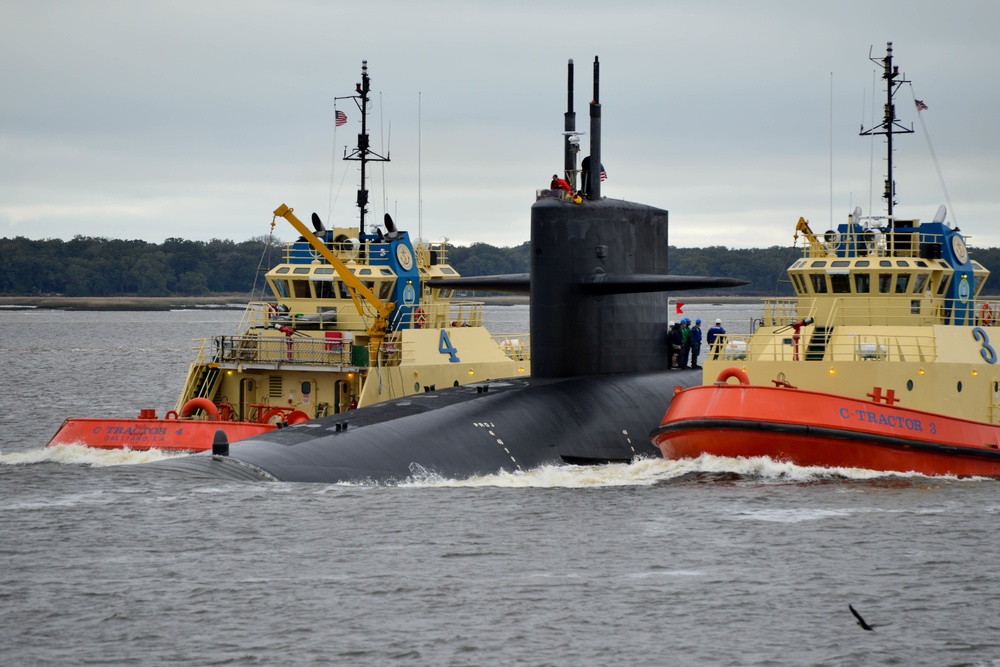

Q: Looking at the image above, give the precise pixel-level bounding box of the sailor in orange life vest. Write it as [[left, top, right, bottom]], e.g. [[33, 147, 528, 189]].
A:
[[550, 174, 572, 195]]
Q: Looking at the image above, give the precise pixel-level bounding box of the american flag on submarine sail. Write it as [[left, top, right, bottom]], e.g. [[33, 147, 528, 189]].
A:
[[600, 165, 607, 181], [335, 110, 348, 126]]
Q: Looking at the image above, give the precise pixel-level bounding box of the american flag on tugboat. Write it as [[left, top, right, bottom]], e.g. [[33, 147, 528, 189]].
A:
[[914, 99, 928, 112], [335, 110, 348, 126]]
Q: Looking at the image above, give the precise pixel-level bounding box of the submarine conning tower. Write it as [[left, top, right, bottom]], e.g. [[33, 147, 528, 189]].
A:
[[530, 198, 671, 378], [532, 57, 669, 378]]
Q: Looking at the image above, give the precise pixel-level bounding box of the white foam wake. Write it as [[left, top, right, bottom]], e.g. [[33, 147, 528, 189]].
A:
[[403, 454, 967, 488], [0, 444, 187, 467]]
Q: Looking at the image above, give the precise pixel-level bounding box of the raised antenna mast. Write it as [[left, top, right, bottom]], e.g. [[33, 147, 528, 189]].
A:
[[341, 60, 390, 235], [860, 42, 913, 223], [588, 56, 601, 201], [564, 60, 576, 189]]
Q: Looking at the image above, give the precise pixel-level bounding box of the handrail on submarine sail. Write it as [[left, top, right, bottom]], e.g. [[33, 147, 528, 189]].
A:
[[273, 203, 395, 343]]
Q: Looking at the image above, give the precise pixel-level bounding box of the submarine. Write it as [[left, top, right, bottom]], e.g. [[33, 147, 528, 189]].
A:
[[156, 57, 747, 484]]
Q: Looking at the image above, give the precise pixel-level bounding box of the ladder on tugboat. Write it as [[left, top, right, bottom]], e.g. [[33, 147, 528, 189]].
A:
[[805, 326, 834, 361]]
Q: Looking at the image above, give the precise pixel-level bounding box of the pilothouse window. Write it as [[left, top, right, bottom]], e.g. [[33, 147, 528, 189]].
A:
[[315, 281, 336, 299], [974, 273, 986, 296], [831, 274, 851, 294], [378, 281, 395, 301], [854, 273, 870, 293], [937, 276, 951, 295], [810, 273, 828, 294]]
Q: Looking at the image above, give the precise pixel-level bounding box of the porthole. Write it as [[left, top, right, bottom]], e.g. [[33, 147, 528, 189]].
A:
[[957, 381, 963, 393], [907, 379, 913, 391]]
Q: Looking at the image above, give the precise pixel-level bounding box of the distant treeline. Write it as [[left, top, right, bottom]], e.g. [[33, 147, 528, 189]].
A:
[[5, 235, 1000, 297], [0, 235, 280, 296]]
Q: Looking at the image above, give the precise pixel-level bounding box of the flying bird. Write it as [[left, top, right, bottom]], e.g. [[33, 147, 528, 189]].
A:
[[849, 604, 875, 631]]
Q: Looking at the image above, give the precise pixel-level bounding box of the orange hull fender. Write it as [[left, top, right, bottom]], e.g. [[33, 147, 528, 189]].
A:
[[47, 417, 276, 451], [715, 367, 750, 385], [180, 397, 219, 420]]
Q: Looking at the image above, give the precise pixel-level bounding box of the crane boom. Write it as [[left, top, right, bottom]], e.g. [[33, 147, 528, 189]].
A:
[[273, 203, 395, 340]]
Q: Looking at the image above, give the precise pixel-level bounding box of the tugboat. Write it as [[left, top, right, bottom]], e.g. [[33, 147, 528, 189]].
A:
[[650, 43, 1000, 477], [48, 61, 530, 452], [147, 57, 746, 484]]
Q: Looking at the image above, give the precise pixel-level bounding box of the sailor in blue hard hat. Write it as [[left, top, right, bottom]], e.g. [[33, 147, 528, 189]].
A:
[[691, 318, 704, 368]]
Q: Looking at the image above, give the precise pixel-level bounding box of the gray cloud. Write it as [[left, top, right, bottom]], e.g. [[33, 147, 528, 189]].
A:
[[2, 0, 997, 250]]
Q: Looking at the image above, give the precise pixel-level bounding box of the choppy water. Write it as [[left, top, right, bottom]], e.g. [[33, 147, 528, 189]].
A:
[[2, 306, 999, 666]]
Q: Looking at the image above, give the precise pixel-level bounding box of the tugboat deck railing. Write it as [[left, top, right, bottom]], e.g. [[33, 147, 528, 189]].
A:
[[711, 332, 939, 364], [238, 300, 493, 332], [192, 327, 531, 370], [761, 297, 1000, 328], [799, 228, 971, 259]]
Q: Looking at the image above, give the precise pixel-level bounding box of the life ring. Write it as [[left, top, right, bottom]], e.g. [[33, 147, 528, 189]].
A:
[[180, 397, 219, 420], [716, 367, 750, 385], [414, 306, 426, 328], [982, 303, 993, 326]]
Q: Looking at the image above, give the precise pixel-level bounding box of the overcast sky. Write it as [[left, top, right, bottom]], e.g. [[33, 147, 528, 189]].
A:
[[3, 0, 998, 250]]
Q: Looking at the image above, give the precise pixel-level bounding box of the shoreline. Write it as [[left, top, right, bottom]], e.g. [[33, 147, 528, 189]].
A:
[[0, 295, 254, 311], [0, 294, 772, 311]]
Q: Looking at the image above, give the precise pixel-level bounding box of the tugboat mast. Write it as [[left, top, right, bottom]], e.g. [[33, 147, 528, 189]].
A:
[[860, 41, 914, 223], [340, 60, 390, 235]]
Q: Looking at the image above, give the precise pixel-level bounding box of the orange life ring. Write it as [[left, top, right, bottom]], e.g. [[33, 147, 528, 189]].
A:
[[414, 306, 426, 328], [716, 367, 750, 385], [180, 397, 219, 420], [982, 303, 993, 326]]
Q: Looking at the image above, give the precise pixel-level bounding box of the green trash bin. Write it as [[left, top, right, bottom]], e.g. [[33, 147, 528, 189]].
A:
[[351, 344, 369, 367]]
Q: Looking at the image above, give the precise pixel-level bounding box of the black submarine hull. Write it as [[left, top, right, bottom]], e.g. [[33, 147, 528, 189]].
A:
[[153, 370, 703, 483]]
